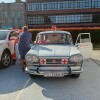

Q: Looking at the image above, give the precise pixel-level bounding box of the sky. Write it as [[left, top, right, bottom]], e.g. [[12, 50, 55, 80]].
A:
[[0, 0, 25, 3]]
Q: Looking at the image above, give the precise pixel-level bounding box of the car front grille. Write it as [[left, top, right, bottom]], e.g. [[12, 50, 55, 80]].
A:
[[40, 57, 69, 65], [46, 59, 61, 64]]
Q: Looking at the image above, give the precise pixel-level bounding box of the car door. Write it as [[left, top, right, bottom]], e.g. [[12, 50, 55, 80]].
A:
[[75, 33, 93, 59], [7, 31, 15, 54]]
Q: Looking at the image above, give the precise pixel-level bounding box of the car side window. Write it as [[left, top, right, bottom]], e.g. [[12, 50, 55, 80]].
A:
[[80, 34, 90, 43], [8, 34, 11, 40], [63, 34, 73, 44], [9, 31, 18, 40], [76, 35, 80, 43]]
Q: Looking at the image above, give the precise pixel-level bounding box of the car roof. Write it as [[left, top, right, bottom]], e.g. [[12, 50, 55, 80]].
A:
[[39, 30, 71, 35], [0, 30, 10, 33], [0, 29, 17, 33], [0, 29, 10, 31]]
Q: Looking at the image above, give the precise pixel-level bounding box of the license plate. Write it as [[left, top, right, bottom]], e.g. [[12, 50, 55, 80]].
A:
[[44, 72, 64, 77]]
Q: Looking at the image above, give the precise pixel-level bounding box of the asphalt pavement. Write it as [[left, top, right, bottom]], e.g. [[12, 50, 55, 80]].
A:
[[91, 50, 100, 66], [0, 50, 100, 100]]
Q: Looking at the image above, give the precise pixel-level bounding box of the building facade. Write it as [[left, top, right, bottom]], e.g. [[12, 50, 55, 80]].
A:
[[26, 0, 100, 28], [0, 2, 26, 28]]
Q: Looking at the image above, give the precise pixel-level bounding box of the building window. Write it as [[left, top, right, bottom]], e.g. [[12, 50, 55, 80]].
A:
[[92, 0, 100, 8], [94, 1, 98, 8], [74, 1, 83, 9], [68, 1, 73, 9], [4, 12, 8, 17], [27, 0, 100, 11], [28, 16, 44, 24], [18, 18, 22, 27], [17, 12, 21, 17], [85, 2, 89, 7], [42, 3, 47, 10], [51, 2, 58, 10], [28, 3, 42, 11], [77, 2, 81, 8], [27, 14, 93, 25]]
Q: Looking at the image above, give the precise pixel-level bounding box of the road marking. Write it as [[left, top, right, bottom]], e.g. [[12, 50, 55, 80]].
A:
[[15, 78, 31, 100]]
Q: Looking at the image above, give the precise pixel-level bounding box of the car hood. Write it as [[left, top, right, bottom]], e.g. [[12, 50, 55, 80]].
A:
[[30, 45, 71, 57]]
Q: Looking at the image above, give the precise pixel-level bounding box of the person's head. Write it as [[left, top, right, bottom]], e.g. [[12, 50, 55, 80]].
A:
[[12, 32, 18, 37], [22, 26, 28, 32], [39, 35, 45, 40]]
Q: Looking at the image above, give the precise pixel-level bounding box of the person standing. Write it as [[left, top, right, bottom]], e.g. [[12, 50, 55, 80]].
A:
[[18, 26, 32, 71], [10, 31, 18, 65]]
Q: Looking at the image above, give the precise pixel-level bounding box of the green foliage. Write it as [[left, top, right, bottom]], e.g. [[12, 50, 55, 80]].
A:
[[30, 31, 39, 42]]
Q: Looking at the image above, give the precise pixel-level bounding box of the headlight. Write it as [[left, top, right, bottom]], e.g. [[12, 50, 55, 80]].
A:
[[69, 54, 83, 62], [25, 55, 32, 62], [25, 54, 39, 62], [33, 55, 39, 62]]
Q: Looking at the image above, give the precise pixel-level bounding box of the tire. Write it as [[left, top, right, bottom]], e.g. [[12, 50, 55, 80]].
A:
[[70, 74, 80, 78], [0, 51, 11, 68], [29, 74, 36, 78]]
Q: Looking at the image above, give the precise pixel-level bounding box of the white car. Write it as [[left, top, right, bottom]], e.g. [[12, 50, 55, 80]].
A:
[[0, 30, 17, 68], [25, 30, 93, 78]]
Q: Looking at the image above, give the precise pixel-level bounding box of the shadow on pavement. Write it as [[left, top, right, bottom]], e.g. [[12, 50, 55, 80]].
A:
[[0, 62, 34, 94], [28, 59, 100, 100], [30, 75, 82, 100], [0, 63, 82, 100], [0, 58, 99, 100]]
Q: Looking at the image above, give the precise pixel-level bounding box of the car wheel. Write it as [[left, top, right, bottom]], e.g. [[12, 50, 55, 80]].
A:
[[0, 51, 11, 68], [29, 74, 36, 78], [70, 74, 80, 78]]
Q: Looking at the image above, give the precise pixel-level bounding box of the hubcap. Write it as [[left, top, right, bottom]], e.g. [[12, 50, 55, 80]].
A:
[[2, 54, 11, 66]]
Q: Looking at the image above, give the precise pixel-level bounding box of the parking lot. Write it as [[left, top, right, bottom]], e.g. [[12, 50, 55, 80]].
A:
[[0, 50, 100, 100]]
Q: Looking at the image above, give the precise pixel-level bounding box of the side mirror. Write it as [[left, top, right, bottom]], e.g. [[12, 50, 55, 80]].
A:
[[75, 44, 79, 47], [75, 43, 80, 49]]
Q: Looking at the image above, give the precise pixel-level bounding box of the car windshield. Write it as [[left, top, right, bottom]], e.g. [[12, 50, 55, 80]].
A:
[[36, 33, 72, 45], [0, 31, 9, 40]]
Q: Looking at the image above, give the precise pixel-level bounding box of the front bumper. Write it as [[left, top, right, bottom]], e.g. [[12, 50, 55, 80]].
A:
[[25, 65, 83, 77]]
